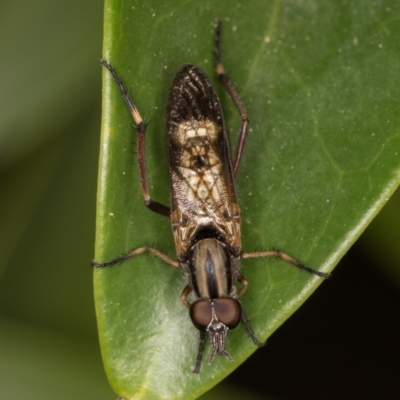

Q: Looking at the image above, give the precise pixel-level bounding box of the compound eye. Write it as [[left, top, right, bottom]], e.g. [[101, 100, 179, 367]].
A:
[[190, 300, 212, 330], [214, 298, 242, 329]]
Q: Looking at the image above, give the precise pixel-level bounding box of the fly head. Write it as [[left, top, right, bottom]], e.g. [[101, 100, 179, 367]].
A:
[[190, 297, 242, 363]]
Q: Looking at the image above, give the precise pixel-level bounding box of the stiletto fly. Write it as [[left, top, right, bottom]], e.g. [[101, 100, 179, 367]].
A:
[[93, 19, 330, 373]]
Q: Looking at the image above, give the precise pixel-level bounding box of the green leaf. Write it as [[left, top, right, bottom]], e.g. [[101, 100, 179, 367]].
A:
[[94, 0, 400, 399]]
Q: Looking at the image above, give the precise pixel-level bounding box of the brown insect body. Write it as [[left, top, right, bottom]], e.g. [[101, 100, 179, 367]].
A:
[[94, 20, 330, 374], [167, 64, 243, 364]]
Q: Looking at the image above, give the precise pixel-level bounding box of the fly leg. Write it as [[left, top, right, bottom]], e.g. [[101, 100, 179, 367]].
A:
[[101, 59, 170, 217], [241, 310, 267, 348], [236, 274, 266, 347], [237, 255, 330, 349], [236, 273, 249, 298], [180, 285, 192, 308], [214, 19, 249, 177], [193, 330, 206, 374], [91, 245, 179, 268], [241, 250, 331, 279]]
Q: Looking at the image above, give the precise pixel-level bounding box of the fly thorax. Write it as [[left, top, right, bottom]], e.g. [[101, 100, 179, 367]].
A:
[[189, 238, 231, 299]]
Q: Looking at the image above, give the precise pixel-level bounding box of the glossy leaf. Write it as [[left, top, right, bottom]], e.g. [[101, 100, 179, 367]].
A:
[[94, 0, 400, 399]]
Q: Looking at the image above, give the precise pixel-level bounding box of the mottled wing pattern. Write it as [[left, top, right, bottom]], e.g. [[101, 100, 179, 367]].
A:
[[166, 64, 241, 257]]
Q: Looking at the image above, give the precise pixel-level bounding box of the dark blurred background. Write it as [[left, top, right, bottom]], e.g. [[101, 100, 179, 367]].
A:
[[0, 1, 399, 399]]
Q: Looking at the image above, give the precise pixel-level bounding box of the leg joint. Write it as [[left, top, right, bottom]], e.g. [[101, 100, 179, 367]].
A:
[[137, 121, 146, 134]]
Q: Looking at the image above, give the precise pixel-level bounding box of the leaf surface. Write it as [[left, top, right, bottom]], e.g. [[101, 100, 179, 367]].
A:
[[94, 1, 400, 398]]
